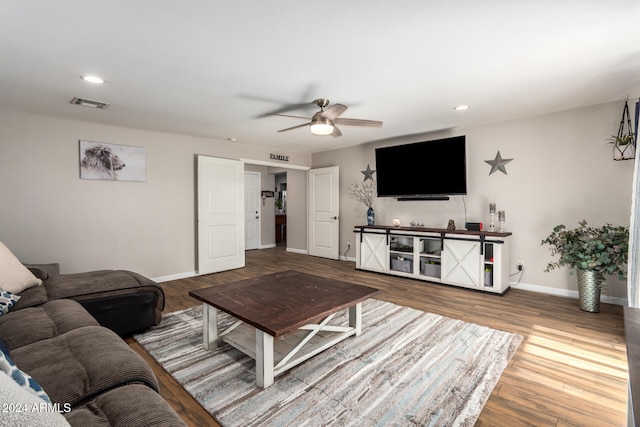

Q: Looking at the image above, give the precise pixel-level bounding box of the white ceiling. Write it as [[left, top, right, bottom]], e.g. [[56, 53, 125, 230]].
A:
[[1, 1, 639, 153]]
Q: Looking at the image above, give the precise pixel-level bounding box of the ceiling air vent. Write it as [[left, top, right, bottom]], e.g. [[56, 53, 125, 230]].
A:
[[70, 97, 110, 109]]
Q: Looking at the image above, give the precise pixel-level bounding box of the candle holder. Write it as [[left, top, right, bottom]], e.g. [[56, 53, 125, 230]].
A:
[[498, 210, 505, 232], [489, 203, 497, 232]]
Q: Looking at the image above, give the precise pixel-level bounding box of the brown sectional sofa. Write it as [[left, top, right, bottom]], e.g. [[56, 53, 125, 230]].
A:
[[17, 264, 164, 336], [0, 243, 184, 426], [0, 299, 186, 426]]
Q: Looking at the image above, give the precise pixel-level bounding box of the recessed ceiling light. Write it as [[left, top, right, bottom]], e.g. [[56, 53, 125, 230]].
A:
[[454, 105, 470, 111], [81, 75, 105, 84], [228, 137, 237, 142]]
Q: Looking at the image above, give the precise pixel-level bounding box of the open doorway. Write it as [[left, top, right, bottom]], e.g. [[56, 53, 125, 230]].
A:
[[242, 162, 307, 252], [275, 172, 287, 247]]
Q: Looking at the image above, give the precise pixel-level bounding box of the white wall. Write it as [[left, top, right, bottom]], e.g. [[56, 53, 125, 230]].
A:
[[0, 110, 311, 279], [313, 100, 635, 299]]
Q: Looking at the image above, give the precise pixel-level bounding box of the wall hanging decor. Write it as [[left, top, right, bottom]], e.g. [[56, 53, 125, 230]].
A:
[[361, 164, 376, 181], [484, 151, 513, 175], [610, 99, 636, 161], [79, 140, 146, 181]]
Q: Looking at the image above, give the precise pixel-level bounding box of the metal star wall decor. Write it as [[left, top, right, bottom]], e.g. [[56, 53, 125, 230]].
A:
[[485, 151, 513, 175], [361, 164, 376, 181]]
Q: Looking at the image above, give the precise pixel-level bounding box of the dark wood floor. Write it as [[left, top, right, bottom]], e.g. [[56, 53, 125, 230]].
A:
[[126, 247, 628, 427]]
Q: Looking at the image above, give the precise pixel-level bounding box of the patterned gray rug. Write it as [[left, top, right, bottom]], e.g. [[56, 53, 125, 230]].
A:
[[134, 299, 523, 427]]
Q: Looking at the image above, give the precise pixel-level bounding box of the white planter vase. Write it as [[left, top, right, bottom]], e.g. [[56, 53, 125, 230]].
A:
[[613, 143, 635, 161]]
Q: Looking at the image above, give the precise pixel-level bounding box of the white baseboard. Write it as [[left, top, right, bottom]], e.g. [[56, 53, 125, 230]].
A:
[[260, 243, 276, 249], [340, 256, 356, 263], [152, 271, 198, 283], [286, 247, 308, 255], [510, 281, 627, 306]]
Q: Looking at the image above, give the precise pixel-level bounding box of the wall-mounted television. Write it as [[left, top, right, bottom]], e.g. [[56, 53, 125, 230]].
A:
[[375, 136, 467, 200]]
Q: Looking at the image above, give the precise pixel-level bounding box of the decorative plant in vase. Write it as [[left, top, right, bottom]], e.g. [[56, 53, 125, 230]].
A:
[[541, 220, 629, 312], [608, 133, 636, 160], [275, 197, 283, 213], [348, 180, 376, 226]]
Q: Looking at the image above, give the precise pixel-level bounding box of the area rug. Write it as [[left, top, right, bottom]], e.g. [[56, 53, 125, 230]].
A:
[[134, 299, 523, 427]]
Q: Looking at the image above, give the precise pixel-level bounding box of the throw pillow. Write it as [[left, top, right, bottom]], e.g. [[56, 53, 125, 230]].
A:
[[0, 290, 21, 316], [0, 242, 42, 294], [0, 350, 51, 403], [0, 371, 70, 427]]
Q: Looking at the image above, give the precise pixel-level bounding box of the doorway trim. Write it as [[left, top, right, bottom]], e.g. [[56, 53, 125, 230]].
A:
[[240, 159, 310, 171]]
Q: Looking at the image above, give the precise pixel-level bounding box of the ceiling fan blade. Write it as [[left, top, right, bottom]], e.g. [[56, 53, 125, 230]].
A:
[[269, 113, 311, 120], [334, 118, 383, 127], [331, 126, 342, 137], [322, 104, 348, 120], [278, 122, 310, 132], [261, 102, 317, 116]]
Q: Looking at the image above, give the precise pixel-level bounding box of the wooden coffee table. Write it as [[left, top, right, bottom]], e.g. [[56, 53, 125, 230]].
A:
[[189, 270, 379, 388]]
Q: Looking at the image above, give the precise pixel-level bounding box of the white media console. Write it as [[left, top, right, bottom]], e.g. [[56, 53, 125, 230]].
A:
[[354, 225, 512, 294]]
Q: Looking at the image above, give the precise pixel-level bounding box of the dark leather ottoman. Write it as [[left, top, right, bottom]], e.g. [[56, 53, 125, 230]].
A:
[[14, 266, 164, 336]]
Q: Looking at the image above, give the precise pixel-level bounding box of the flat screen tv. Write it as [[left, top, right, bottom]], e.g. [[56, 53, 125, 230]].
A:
[[375, 136, 466, 199]]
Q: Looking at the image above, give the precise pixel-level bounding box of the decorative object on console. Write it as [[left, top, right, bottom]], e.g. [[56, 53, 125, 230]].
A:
[[367, 207, 375, 226], [447, 220, 456, 230], [484, 151, 513, 175], [498, 211, 506, 232], [541, 220, 629, 312], [392, 218, 400, 227], [489, 203, 497, 232], [465, 222, 482, 231], [609, 99, 636, 161], [410, 221, 425, 228], [348, 179, 376, 226]]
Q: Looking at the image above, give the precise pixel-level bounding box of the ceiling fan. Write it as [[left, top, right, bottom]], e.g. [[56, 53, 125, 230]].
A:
[[270, 99, 382, 137]]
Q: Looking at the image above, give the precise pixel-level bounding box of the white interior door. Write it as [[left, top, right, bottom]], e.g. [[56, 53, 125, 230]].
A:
[[197, 156, 245, 274], [308, 166, 339, 259], [244, 171, 260, 250]]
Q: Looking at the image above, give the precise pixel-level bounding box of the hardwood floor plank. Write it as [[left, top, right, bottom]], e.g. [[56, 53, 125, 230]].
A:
[[128, 247, 627, 426]]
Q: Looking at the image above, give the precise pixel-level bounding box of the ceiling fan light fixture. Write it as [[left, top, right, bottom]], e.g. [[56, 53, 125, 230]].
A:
[[309, 118, 334, 135]]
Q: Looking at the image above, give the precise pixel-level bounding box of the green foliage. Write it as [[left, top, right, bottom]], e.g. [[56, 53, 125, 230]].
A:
[[608, 133, 635, 146], [541, 220, 629, 280]]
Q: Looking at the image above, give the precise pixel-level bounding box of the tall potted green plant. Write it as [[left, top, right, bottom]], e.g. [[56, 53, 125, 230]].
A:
[[541, 220, 629, 312]]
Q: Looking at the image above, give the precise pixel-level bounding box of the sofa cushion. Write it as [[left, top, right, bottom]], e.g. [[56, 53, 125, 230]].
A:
[[0, 242, 42, 294], [0, 337, 9, 356], [0, 290, 20, 315], [24, 263, 61, 281], [9, 325, 159, 406], [64, 384, 186, 427], [14, 270, 165, 318], [0, 350, 51, 403], [0, 300, 99, 350], [0, 371, 71, 427]]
